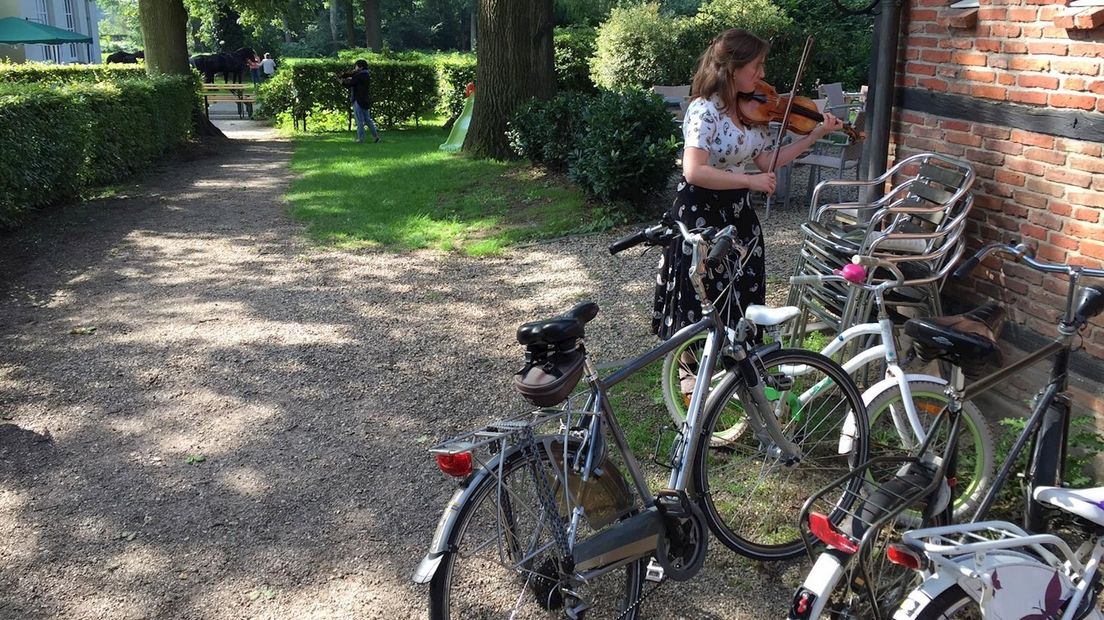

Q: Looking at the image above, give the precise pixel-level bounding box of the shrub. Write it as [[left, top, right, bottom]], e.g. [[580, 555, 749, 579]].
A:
[[435, 53, 477, 119], [567, 89, 679, 204], [0, 62, 145, 84], [507, 92, 593, 170], [687, 0, 797, 86], [0, 74, 195, 225], [255, 57, 437, 130], [554, 26, 597, 93], [590, 4, 685, 92]]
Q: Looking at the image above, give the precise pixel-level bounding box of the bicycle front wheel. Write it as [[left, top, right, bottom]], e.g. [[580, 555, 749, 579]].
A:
[[661, 332, 746, 444], [694, 348, 868, 560], [428, 445, 646, 619]]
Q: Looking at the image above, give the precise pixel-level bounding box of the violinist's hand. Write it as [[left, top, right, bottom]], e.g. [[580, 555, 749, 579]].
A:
[[813, 112, 845, 140], [747, 172, 776, 195]]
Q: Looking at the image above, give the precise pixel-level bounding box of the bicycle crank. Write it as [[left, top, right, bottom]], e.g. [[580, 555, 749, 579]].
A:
[[654, 489, 708, 581]]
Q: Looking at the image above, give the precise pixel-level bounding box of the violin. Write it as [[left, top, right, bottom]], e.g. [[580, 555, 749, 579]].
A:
[[737, 80, 865, 142]]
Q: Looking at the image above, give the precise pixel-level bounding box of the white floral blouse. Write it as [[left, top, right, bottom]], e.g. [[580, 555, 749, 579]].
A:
[[682, 95, 776, 173]]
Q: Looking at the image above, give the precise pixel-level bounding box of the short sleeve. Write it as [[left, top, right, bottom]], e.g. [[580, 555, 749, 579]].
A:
[[750, 125, 778, 158], [682, 98, 718, 151]]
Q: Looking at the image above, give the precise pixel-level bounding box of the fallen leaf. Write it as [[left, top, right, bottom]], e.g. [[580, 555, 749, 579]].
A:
[[185, 455, 206, 465], [69, 326, 97, 335]]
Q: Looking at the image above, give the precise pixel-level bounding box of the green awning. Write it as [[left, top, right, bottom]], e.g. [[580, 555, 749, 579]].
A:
[[0, 17, 92, 45]]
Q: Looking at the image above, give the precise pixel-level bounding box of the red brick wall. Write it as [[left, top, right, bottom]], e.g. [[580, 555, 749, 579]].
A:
[[891, 0, 1104, 365]]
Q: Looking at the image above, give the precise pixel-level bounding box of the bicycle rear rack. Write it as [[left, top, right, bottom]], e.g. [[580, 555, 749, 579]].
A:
[[902, 521, 1079, 569], [429, 403, 593, 456]]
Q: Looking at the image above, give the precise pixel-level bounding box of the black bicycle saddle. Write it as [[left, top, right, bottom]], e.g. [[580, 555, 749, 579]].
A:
[[905, 302, 1005, 375], [516, 301, 600, 346]]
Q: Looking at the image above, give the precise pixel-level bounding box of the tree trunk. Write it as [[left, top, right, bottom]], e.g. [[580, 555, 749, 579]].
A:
[[363, 0, 381, 50], [282, 16, 293, 43], [138, 0, 223, 137], [343, 0, 356, 46], [463, 0, 555, 159], [138, 0, 190, 75], [469, 0, 477, 51], [329, 0, 339, 48]]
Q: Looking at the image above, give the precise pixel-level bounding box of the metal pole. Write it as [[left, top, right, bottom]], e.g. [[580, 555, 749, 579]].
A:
[[861, 0, 905, 205]]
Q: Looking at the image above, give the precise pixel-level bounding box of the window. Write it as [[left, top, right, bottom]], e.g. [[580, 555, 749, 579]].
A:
[[64, 0, 77, 60]]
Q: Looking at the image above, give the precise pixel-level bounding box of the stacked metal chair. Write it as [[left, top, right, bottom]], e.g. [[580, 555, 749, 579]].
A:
[[786, 152, 977, 346]]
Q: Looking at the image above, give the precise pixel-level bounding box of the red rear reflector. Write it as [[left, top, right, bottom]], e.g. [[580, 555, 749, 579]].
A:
[[886, 543, 926, 570], [436, 452, 473, 477], [808, 512, 859, 554]]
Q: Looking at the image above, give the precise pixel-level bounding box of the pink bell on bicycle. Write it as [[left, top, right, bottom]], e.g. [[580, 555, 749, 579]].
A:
[[835, 263, 866, 284]]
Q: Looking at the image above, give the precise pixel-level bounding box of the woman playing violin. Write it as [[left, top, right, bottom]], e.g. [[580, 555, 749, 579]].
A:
[[653, 28, 844, 344]]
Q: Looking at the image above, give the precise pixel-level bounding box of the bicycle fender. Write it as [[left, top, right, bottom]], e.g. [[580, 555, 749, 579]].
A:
[[837, 374, 946, 454], [789, 549, 850, 619], [893, 572, 962, 619], [411, 447, 519, 584], [892, 551, 1034, 619]]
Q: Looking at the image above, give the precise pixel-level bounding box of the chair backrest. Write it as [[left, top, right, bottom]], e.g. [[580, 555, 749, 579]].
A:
[[653, 85, 691, 122], [818, 82, 847, 109]]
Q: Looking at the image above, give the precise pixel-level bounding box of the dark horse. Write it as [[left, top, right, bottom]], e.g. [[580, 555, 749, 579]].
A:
[[190, 47, 256, 84], [105, 50, 144, 64]]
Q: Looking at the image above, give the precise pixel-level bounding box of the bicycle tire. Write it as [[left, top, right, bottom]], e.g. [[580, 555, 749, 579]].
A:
[[661, 332, 747, 444], [865, 382, 995, 525], [694, 347, 869, 560], [893, 584, 978, 619], [1025, 401, 1067, 532], [428, 445, 646, 619]]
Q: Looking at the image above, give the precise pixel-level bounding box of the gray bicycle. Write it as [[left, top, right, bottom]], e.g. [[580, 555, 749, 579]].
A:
[[412, 220, 869, 618]]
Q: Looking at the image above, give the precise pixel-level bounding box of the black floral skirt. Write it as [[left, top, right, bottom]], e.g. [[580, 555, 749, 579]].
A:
[[652, 178, 766, 340]]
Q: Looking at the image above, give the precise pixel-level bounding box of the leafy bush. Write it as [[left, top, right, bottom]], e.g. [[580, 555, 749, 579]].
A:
[[0, 74, 195, 225], [554, 26, 597, 93], [508, 92, 593, 170], [684, 0, 797, 84], [567, 89, 679, 204], [590, 4, 686, 91], [435, 53, 477, 119], [256, 57, 437, 129], [0, 62, 145, 84]]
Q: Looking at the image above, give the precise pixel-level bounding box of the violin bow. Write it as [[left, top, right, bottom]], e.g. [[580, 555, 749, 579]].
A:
[[764, 36, 815, 220]]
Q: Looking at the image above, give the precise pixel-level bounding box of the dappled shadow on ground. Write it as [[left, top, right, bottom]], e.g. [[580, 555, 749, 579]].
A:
[[0, 130, 803, 618]]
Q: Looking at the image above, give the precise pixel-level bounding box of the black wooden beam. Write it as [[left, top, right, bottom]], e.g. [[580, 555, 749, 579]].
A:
[[898, 87, 1104, 144]]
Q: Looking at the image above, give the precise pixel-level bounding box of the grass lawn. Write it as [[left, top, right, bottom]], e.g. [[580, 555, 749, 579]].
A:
[[286, 119, 619, 256]]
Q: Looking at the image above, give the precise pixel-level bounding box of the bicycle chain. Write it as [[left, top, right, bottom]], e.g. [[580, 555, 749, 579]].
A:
[[615, 574, 666, 620]]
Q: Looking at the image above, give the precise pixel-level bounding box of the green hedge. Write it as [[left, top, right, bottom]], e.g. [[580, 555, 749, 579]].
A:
[[436, 53, 477, 120], [257, 57, 437, 129], [0, 75, 195, 225], [0, 63, 146, 84], [554, 26, 598, 93]]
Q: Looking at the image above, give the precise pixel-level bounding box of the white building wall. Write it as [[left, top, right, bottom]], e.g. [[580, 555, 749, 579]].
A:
[[13, 0, 100, 63]]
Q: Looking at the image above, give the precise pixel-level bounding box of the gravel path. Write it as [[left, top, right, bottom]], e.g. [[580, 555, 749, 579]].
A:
[[0, 123, 818, 619]]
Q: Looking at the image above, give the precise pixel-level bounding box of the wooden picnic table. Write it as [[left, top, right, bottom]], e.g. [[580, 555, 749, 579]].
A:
[[201, 83, 255, 120]]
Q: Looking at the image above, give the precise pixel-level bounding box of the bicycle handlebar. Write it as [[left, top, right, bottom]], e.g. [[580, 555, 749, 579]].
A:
[[608, 222, 670, 255], [955, 243, 1104, 279]]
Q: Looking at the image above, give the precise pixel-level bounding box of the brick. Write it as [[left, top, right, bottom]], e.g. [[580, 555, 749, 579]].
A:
[[1057, 139, 1102, 157], [1073, 206, 1102, 222], [1048, 200, 1073, 217], [975, 38, 1002, 53], [989, 56, 1010, 70], [975, 192, 1003, 210], [1094, 176, 1104, 192], [975, 125, 1011, 139], [967, 148, 1007, 166], [1018, 74, 1060, 89], [990, 23, 1022, 37], [962, 68, 997, 83], [1065, 77, 1088, 91], [1010, 130, 1055, 149], [1003, 200, 1030, 218], [973, 84, 1008, 100], [1045, 167, 1094, 188], [949, 37, 975, 49], [919, 77, 949, 91], [1024, 147, 1067, 165], [1026, 42, 1069, 56], [941, 119, 972, 132], [1065, 219, 1100, 238], [920, 49, 953, 63], [983, 180, 1014, 197], [1026, 177, 1068, 197], [900, 111, 927, 125], [907, 61, 938, 76], [901, 75, 918, 88], [1069, 192, 1104, 208], [1002, 41, 1029, 54], [1041, 26, 1069, 37], [1006, 157, 1046, 176], [1036, 241, 1068, 263], [914, 8, 938, 20], [1014, 189, 1049, 209], [949, 80, 972, 95], [1029, 209, 1064, 229], [1049, 92, 1099, 110], [941, 8, 979, 28], [1090, 80, 1104, 95], [1022, 25, 1044, 37], [979, 7, 1008, 20], [1009, 89, 1049, 105], [1054, 59, 1103, 76], [937, 65, 958, 78], [997, 72, 1017, 85], [954, 51, 989, 66], [1010, 57, 1050, 72], [1009, 6, 1039, 20], [1070, 43, 1104, 58], [1075, 7, 1104, 29], [995, 168, 1027, 186], [984, 138, 1025, 155], [1082, 240, 1104, 260], [1049, 231, 1079, 251], [908, 36, 941, 48]]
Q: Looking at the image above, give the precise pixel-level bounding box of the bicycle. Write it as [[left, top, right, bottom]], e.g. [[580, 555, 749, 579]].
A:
[[787, 255, 997, 619], [884, 242, 1104, 618], [411, 220, 870, 618]]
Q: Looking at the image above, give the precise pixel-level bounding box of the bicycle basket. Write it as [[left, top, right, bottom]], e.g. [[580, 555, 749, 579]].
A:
[[513, 348, 585, 407]]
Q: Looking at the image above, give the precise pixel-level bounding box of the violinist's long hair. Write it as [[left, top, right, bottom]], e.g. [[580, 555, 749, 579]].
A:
[[690, 29, 769, 116]]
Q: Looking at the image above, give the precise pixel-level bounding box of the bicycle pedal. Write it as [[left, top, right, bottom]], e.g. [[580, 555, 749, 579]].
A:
[[645, 558, 665, 582], [563, 597, 590, 620]]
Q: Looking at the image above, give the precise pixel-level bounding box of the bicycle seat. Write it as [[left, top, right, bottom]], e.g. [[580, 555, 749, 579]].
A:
[[904, 302, 1004, 376], [1034, 486, 1104, 527], [744, 304, 800, 327], [517, 301, 600, 346]]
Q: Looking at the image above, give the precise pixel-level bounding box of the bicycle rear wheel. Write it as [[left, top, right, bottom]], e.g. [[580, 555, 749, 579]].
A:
[[661, 332, 746, 444], [694, 348, 868, 560], [893, 584, 979, 619], [428, 445, 646, 619]]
